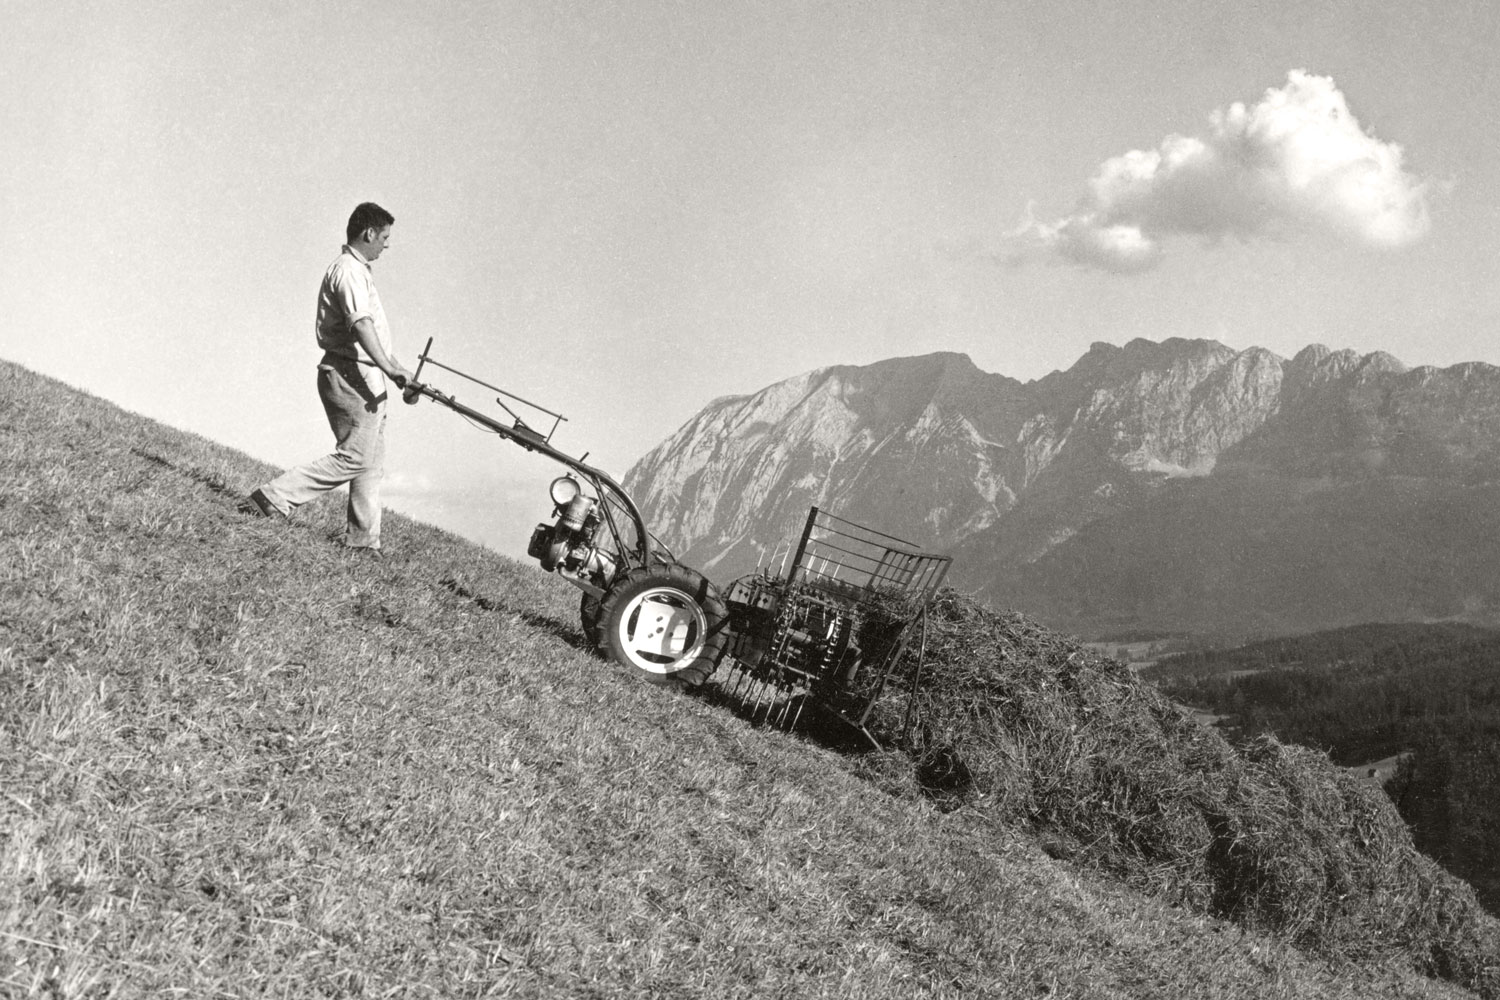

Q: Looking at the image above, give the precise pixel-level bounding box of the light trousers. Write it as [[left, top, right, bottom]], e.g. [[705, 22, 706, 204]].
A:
[[259, 361, 387, 549]]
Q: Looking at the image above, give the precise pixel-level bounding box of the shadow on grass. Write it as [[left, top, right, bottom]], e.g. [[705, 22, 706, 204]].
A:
[[132, 448, 237, 499], [693, 676, 973, 808], [696, 682, 876, 751], [438, 576, 590, 652], [696, 671, 899, 751], [437, 574, 962, 807]]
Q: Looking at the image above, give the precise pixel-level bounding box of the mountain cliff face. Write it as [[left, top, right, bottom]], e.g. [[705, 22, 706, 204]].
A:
[[624, 338, 1500, 641]]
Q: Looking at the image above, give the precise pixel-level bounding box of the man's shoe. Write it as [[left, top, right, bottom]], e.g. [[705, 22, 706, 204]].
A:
[[242, 488, 283, 518]]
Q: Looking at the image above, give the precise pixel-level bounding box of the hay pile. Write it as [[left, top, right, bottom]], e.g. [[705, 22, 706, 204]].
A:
[[871, 591, 1499, 997]]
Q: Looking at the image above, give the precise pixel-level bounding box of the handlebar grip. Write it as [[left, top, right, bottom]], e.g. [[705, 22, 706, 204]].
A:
[[392, 373, 408, 389]]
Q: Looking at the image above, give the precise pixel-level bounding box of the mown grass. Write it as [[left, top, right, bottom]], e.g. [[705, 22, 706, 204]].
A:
[[870, 597, 1499, 994], [0, 358, 1491, 999]]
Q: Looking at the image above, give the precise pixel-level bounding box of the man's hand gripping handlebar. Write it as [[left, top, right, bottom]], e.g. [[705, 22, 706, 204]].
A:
[[397, 340, 433, 405]]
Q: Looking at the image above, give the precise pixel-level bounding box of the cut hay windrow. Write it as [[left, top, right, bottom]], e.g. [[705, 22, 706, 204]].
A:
[[867, 590, 1500, 998]]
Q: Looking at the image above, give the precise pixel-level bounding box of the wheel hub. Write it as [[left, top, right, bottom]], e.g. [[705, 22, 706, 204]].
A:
[[620, 588, 705, 670]]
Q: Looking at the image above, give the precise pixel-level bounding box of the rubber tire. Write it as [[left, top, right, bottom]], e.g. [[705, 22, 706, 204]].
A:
[[580, 592, 604, 649], [598, 565, 728, 688]]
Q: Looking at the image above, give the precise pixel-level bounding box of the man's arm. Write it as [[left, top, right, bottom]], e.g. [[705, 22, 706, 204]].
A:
[[353, 319, 413, 386]]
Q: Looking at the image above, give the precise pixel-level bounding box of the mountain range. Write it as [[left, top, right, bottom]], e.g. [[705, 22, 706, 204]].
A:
[[624, 337, 1500, 642]]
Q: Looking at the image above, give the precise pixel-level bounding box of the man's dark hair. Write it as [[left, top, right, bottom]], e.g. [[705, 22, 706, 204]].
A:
[[346, 202, 395, 243]]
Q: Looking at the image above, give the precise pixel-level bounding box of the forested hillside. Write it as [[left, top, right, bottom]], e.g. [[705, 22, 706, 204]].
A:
[[1146, 624, 1500, 915]]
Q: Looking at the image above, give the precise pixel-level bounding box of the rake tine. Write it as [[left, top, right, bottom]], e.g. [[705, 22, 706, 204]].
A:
[[771, 687, 791, 729], [768, 678, 787, 724], [769, 673, 789, 722], [730, 664, 752, 702], [749, 677, 770, 724], [738, 672, 757, 713], [739, 663, 761, 702], [788, 694, 808, 733], [781, 681, 803, 730]]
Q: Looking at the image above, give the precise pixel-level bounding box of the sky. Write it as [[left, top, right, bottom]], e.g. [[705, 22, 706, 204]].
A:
[[4, 0, 1499, 561]]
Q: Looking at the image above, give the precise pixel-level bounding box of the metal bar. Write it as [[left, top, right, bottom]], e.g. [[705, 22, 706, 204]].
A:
[[922, 559, 952, 595], [749, 677, 771, 723], [732, 665, 753, 702], [870, 551, 917, 588], [592, 487, 633, 576], [412, 336, 434, 382], [770, 690, 789, 729], [855, 630, 916, 727], [782, 692, 799, 729], [900, 610, 930, 743], [812, 508, 927, 548], [416, 353, 569, 424], [402, 379, 653, 569], [787, 506, 820, 584], [803, 538, 919, 567], [798, 559, 936, 593], [787, 694, 808, 733]]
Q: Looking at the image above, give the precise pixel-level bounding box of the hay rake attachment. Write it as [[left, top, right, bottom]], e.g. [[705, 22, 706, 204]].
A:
[[717, 507, 951, 748]]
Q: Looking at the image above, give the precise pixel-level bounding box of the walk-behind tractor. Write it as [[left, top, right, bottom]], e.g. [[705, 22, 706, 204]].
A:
[[401, 340, 952, 746]]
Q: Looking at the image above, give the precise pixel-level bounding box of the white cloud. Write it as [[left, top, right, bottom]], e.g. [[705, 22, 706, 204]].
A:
[[1013, 71, 1433, 273]]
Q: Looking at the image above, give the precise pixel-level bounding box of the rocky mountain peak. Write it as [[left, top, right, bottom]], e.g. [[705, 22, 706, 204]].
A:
[[1292, 343, 1334, 367], [1358, 351, 1408, 376], [1059, 336, 1232, 380], [625, 337, 1500, 640], [1288, 343, 1383, 380]]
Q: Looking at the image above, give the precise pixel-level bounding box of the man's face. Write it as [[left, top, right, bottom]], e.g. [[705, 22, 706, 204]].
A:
[[363, 225, 392, 261]]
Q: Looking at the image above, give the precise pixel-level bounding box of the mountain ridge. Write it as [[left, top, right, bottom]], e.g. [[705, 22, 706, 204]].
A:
[[626, 338, 1500, 641]]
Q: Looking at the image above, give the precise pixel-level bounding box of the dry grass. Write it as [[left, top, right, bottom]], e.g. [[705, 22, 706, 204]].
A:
[[0, 358, 1491, 998], [871, 591, 1500, 996]]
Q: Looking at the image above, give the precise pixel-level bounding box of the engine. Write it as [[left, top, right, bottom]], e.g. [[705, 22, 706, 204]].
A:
[[526, 476, 617, 589]]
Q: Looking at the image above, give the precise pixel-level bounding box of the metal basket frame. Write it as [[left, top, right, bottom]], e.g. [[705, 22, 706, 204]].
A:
[[721, 507, 951, 745]]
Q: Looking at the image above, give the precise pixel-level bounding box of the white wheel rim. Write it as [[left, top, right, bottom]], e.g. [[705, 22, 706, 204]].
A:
[[616, 586, 707, 674]]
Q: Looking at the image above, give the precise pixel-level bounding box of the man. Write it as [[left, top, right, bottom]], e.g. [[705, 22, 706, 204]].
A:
[[246, 202, 413, 553]]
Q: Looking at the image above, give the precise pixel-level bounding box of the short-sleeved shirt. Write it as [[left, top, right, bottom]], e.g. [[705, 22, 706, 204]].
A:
[[315, 245, 391, 392]]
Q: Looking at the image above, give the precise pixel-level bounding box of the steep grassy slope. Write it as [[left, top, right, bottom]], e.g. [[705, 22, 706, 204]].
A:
[[869, 599, 1498, 990], [1143, 624, 1500, 916], [1, 359, 1493, 999]]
